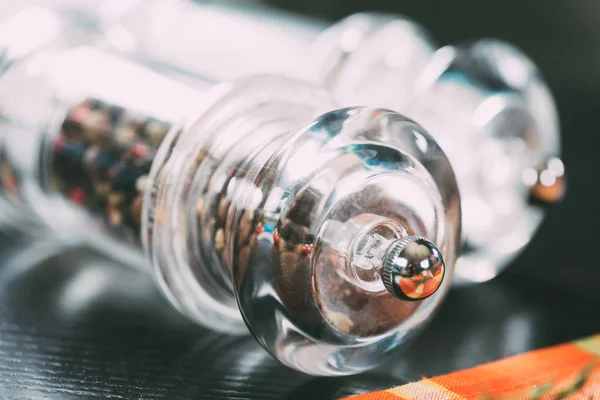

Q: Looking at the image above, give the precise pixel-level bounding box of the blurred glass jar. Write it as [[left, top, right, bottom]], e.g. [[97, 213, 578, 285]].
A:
[[0, 4, 460, 375], [94, 1, 566, 285], [313, 14, 565, 285]]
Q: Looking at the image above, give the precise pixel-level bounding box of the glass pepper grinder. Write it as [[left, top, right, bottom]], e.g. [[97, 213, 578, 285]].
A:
[[310, 13, 566, 284], [0, 6, 461, 375]]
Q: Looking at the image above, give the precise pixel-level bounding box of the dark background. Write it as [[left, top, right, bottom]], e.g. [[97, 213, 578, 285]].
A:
[[0, 0, 599, 399]]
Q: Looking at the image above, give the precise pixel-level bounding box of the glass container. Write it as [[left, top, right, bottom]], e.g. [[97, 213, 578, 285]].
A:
[[0, 4, 461, 375], [312, 13, 565, 284]]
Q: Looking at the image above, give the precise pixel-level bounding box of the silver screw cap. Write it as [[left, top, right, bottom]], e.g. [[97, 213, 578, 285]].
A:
[[382, 236, 445, 301]]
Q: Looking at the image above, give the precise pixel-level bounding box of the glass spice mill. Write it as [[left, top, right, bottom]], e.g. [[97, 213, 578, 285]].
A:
[[310, 13, 566, 284], [0, 0, 563, 375], [0, 2, 460, 375]]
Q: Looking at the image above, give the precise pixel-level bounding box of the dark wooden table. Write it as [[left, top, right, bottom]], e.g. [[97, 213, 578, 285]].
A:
[[0, 235, 597, 399]]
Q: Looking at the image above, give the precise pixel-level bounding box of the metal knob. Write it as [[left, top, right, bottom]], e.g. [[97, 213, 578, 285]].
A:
[[382, 236, 445, 301]]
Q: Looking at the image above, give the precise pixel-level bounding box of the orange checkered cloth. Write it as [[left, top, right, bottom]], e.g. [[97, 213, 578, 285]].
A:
[[343, 335, 600, 399]]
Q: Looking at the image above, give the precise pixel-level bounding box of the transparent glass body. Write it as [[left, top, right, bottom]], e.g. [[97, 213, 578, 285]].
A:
[[0, 4, 461, 375]]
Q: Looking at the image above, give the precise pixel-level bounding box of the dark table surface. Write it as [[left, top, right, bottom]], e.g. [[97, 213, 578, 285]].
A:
[[0, 233, 597, 400], [1, 0, 600, 398], [0, 233, 598, 400]]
